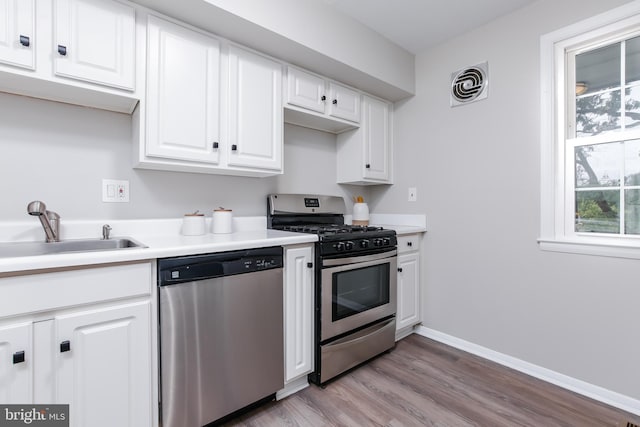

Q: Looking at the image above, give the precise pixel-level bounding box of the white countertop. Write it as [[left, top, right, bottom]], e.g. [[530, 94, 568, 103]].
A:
[[0, 213, 426, 274], [0, 218, 317, 274]]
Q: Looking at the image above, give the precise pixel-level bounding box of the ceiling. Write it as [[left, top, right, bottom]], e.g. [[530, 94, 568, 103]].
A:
[[321, 0, 538, 54]]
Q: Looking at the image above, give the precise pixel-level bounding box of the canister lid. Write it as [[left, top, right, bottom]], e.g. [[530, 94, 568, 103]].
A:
[[214, 207, 232, 212]]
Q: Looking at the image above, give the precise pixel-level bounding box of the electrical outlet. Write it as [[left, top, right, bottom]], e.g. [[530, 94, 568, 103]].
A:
[[102, 179, 130, 203], [408, 187, 417, 202]]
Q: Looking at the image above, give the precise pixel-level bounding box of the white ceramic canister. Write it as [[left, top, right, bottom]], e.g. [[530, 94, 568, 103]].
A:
[[212, 207, 233, 234], [182, 213, 206, 236], [352, 202, 370, 226]]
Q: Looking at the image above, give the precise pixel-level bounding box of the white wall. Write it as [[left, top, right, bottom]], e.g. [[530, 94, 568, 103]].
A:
[[371, 0, 640, 400], [0, 92, 359, 222]]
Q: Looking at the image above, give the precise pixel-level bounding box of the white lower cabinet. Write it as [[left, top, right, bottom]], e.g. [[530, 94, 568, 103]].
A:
[[55, 301, 151, 427], [396, 234, 422, 339], [0, 321, 33, 403], [279, 244, 314, 399], [0, 262, 153, 427]]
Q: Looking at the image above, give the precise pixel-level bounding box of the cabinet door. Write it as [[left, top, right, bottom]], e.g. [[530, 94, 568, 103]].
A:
[[284, 245, 314, 382], [286, 66, 325, 114], [0, 0, 35, 69], [363, 95, 391, 181], [0, 321, 32, 403], [397, 253, 420, 331], [54, 0, 135, 90], [227, 45, 283, 171], [328, 82, 360, 123], [145, 15, 221, 164], [54, 300, 151, 427]]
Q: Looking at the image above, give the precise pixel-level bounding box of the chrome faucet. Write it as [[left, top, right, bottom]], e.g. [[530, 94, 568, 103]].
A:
[[27, 201, 60, 242], [102, 224, 112, 240]]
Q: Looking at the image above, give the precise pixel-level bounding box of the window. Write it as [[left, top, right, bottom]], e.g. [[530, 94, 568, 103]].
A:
[[540, 3, 640, 258]]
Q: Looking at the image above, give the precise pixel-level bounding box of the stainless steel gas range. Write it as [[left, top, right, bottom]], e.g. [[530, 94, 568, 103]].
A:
[[267, 194, 397, 385]]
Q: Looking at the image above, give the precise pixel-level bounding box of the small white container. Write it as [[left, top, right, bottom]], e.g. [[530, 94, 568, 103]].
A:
[[182, 213, 206, 236], [212, 208, 233, 234], [352, 202, 370, 226]]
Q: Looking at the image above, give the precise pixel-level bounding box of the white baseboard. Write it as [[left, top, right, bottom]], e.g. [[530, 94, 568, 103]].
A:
[[276, 375, 309, 401], [415, 326, 640, 416]]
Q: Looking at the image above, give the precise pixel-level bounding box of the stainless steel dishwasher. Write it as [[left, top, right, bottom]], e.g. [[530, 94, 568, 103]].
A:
[[157, 246, 284, 427]]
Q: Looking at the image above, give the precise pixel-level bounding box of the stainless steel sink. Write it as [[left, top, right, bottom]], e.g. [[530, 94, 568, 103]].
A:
[[0, 237, 147, 258]]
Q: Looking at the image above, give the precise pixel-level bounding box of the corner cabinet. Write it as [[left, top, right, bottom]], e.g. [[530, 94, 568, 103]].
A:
[[0, 262, 153, 427], [396, 233, 421, 340], [135, 15, 283, 177], [278, 244, 314, 399], [337, 94, 393, 185]]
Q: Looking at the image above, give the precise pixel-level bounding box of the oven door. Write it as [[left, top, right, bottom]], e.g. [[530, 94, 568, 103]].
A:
[[321, 249, 397, 342]]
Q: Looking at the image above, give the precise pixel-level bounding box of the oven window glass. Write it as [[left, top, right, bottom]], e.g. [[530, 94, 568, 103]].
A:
[[332, 263, 390, 321]]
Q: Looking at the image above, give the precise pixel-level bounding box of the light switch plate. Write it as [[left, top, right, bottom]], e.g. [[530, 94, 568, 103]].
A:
[[408, 187, 417, 202], [102, 179, 130, 203]]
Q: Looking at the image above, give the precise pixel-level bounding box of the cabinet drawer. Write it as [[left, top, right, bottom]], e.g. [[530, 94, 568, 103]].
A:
[[397, 234, 419, 254], [0, 262, 152, 319]]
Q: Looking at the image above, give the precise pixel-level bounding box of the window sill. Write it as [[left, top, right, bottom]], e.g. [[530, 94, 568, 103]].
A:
[[538, 237, 640, 259]]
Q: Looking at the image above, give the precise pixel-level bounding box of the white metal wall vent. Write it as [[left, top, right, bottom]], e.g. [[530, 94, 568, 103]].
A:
[[450, 62, 488, 107]]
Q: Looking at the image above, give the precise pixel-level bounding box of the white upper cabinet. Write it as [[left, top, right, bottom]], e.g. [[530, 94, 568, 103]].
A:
[[337, 94, 393, 185], [227, 45, 283, 172], [284, 66, 361, 134], [54, 0, 136, 90], [286, 67, 326, 114], [328, 81, 360, 122], [362, 95, 391, 181], [0, 0, 138, 112], [0, 0, 35, 69], [135, 16, 283, 177], [145, 15, 220, 164]]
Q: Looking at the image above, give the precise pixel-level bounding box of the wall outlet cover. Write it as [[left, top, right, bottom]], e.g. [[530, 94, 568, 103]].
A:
[[102, 179, 130, 203]]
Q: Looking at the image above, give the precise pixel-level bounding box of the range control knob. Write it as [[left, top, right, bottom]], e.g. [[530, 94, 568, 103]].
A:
[[345, 241, 354, 250], [359, 240, 369, 248], [382, 238, 390, 246], [373, 239, 382, 247], [335, 242, 346, 251]]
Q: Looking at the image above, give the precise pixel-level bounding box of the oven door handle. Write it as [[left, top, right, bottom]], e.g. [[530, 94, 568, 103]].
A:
[[323, 317, 396, 350], [322, 249, 397, 267]]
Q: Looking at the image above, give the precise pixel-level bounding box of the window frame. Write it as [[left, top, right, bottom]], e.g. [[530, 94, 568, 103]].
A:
[[540, 2, 640, 258]]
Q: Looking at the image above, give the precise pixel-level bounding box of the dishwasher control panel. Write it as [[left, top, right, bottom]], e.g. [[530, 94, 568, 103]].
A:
[[158, 246, 283, 285]]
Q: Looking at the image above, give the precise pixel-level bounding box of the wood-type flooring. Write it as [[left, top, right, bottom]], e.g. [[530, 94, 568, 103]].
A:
[[224, 334, 640, 426]]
